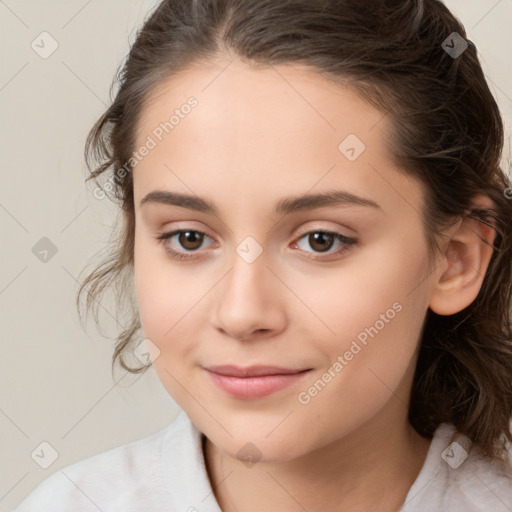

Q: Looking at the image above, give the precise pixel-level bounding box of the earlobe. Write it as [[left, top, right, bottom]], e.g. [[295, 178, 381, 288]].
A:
[[429, 195, 496, 316]]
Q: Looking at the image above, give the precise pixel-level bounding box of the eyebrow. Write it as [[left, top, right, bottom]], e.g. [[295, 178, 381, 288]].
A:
[[139, 189, 381, 216]]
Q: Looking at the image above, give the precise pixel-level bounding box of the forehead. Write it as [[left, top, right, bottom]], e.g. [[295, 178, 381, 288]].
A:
[[132, 57, 424, 219], [135, 57, 388, 150]]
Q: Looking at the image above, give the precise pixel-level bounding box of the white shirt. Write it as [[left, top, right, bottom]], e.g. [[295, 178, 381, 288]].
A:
[[12, 411, 512, 511]]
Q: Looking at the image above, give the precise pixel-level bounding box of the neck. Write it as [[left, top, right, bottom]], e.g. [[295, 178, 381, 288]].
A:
[[203, 406, 431, 512]]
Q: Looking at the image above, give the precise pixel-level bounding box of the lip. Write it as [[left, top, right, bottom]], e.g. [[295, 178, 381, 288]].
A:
[[204, 365, 312, 399], [205, 365, 310, 377]]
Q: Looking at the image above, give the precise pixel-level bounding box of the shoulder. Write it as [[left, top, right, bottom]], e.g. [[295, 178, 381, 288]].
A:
[[451, 443, 512, 510], [12, 413, 192, 512], [403, 423, 512, 512]]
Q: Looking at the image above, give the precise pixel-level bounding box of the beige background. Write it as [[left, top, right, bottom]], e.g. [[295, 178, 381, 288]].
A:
[[1, 1, 511, 510]]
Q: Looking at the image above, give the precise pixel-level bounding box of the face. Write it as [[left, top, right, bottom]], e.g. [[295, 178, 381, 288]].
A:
[[131, 56, 434, 462]]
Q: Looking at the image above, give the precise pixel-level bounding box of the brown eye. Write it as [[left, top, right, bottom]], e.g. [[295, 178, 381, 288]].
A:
[[178, 230, 204, 251], [156, 229, 214, 260], [294, 230, 357, 261], [307, 232, 335, 252]]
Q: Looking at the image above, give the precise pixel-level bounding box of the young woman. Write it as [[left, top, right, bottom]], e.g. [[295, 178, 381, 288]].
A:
[[13, 0, 512, 511]]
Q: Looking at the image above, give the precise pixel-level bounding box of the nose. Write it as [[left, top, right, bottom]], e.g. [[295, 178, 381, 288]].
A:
[[212, 246, 287, 341]]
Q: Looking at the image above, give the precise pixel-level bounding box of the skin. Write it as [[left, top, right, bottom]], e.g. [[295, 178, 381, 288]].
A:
[[130, 55, 495, 511]]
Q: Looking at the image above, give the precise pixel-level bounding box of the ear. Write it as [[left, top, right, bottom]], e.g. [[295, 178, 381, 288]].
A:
[[429, 195, 496, 316]]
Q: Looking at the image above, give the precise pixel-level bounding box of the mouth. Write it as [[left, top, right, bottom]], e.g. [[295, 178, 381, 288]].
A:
[[203, 365, 312, 399], [205, 365, 311, 377]]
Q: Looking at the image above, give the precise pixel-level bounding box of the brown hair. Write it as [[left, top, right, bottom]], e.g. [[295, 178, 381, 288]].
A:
[[77, 0, 512, 461]]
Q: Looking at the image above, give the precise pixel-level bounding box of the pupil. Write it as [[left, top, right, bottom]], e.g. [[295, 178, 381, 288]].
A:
[[179, 231, 203, 250], [310, 232, 334, 252]]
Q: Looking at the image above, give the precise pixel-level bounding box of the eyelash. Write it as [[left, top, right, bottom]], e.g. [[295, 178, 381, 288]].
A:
[[156, 228, 357, 262]]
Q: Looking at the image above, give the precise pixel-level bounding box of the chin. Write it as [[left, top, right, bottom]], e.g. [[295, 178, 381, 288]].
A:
[[219, 434, 311, 465]]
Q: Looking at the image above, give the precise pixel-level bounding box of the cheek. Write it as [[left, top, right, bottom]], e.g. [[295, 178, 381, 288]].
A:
[[134, 233, 193, 350], [289, 227, 429, 351], [133, 231, 220, 392], [296, 229, 430, 396], [133, 239, 206, 408], [289, 266, 429, 450]]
